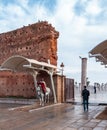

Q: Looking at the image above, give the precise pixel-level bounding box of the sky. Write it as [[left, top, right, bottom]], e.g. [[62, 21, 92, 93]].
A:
[[0, 0, 107, 85]]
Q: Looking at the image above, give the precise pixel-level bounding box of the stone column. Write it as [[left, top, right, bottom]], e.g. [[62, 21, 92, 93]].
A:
[[81, 58, 87, 90]]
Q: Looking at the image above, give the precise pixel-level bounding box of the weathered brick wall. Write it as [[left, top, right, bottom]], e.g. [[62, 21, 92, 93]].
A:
[[0, 21, 59, 65], [0, 71, 35, 98], [0, 21, 59, 98]]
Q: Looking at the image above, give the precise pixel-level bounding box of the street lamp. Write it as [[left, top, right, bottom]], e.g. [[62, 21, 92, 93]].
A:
[[60, 62, 64, 76], [60, 62, 64, 102]]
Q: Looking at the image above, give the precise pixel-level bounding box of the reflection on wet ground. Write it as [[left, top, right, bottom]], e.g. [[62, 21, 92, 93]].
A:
[[0, 87, 107, 129], [0, 102, 106, 130]]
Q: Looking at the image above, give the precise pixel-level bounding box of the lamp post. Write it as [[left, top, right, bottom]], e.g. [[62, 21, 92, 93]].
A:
[[60, 62, 64, 102], [60, 62, 64, 76]]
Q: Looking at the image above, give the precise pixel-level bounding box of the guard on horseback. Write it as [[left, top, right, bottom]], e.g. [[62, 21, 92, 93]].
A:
[[37, 79, 51, 106], [37, 78, 46, 94]]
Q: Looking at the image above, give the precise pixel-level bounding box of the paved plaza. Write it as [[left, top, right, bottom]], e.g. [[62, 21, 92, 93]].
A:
[[0, 103, 106, 130], [0, 87, 107, 130]]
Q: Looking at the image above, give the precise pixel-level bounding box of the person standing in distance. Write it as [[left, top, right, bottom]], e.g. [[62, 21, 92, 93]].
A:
[[94, 85, 96, 94], [82, 86, 90, 111]]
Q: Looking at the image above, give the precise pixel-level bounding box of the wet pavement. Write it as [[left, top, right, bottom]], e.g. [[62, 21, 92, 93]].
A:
[[0, 87, 107, 130], [0, 102, 106, 130], [0, 103, 27, 109]]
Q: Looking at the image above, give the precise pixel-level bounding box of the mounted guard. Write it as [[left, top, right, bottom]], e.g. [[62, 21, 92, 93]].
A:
[[37, 79, 51, 106], [39, 78, 47, 94]]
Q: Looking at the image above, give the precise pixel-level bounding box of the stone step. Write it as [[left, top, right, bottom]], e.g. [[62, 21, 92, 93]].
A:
[[0, 98, 37, 104]]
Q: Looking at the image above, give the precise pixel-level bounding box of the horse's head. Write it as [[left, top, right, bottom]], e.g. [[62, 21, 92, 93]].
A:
[[37, 85, 41, 90], [37, 84, 42, 96]]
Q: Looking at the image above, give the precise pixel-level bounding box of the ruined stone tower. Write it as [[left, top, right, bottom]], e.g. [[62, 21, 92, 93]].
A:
[[0, 21, 59, 98], [0, 21, 59, 65]]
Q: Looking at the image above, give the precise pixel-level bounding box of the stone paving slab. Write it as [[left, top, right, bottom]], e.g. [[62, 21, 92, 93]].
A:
[[0, 98, 37, 104], [0, 103, 106, 130]]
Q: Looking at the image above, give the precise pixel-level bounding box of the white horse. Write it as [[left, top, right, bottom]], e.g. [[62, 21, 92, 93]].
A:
[[36, 85, 51, 106]]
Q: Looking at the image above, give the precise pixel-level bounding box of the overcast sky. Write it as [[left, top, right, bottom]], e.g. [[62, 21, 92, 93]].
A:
[[0, 0, 107, 85]]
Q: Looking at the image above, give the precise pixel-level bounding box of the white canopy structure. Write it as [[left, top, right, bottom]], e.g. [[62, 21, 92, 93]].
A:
[[89, 40, 107, 67], [0, 55, 57, 103]]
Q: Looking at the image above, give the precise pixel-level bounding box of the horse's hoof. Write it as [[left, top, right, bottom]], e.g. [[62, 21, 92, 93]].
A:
[[42, 104, 44, 107]]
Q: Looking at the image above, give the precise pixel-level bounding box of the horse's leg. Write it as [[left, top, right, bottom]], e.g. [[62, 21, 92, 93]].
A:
[[39, 97, 42, 106], [47, 94, 49, 103], [41, 94, 44, 106], [38, 95, 42, 106], [44, 94, 46, 103]]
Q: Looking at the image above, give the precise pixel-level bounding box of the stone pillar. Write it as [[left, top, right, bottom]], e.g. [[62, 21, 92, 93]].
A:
[[81, 58, 87, 90], [54, 75, 65, 103]]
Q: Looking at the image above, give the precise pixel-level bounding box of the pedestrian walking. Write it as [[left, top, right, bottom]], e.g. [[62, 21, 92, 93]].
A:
[[94, 86, 96, 94], [82, 86, 90, 111]]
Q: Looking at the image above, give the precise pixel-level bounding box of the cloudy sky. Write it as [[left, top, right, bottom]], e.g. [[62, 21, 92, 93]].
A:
[[0, 0, 107, 85]]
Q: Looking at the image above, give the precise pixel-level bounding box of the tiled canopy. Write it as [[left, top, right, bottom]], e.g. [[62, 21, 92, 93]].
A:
[[89, 40, 107, 66]]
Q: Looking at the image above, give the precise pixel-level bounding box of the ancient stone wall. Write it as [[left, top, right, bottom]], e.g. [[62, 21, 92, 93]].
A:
[[0, 71, 35, 98], [0, 21, 59, 98], [0, 21, 59, 65]]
